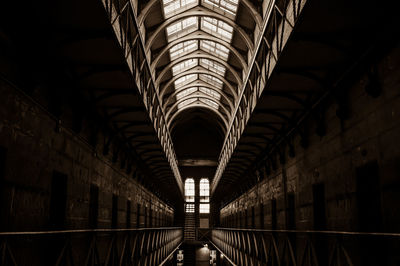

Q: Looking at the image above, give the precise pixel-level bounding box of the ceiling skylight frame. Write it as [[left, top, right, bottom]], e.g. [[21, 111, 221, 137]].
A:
[[202, 0, 239, 18], [172, 58, 199, 76], [163, 0, 199, 18], [200, 40, 229, 60], [200, 17, 233, 42], [166, 16, 199, 42], [199, 73, 224, 89], [199, 58, 226, 76], [169, 40, 198, 60]]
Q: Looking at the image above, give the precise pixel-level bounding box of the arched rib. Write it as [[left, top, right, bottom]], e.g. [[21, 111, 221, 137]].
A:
[[163, 81, 234, 111], [151, 31, 247, 72], [155, 50, 242, 87], [159, 69, 238, 99], [168, 104, 229, 131], [145, 6, 254, 53]]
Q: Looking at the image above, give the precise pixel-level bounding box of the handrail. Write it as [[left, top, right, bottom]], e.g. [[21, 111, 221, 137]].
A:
[[0, 227, 183, 236], [213, 227, 400, 237]]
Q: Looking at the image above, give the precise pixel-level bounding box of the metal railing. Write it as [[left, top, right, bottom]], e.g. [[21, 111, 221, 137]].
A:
[[100, 0, 184, 195], [211, 228, 400, 266], [211, 0, 308, 194], [0, 227, 182, 266]]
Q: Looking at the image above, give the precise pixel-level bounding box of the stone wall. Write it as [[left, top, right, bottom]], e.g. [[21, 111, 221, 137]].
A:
[[0, 79, 174, 231], [220, 46, 400, 232]]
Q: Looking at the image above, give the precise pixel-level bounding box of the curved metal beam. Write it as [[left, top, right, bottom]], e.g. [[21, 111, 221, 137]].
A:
[[168, 104, 229, 131], [163, 81, 234, 111], [166, 93, 231, 121], [138, 0, 262, 33], [145, 6, 254, 53], [151, 31, 247, 72], [160, 69, 238, 99], [155, 50, 242, 87]]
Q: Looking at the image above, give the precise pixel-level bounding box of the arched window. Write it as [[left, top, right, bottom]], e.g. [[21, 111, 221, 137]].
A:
[[185, 178, 195, 213], [199, 178, 210, 213]]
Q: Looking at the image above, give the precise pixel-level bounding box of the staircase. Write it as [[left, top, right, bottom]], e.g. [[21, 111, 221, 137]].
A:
[[184, 212, 196, 240], [183, 244, 196, 266]]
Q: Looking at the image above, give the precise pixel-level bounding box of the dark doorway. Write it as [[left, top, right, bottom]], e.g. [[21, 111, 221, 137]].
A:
[[356, 161, 382, 232], [271, 199, 277, 230], [0, 146, 7, 230], [89, 184, 99, 229], [287, 193, 295, 230], [49, 171, 68, 229], [126, 200, 131, 228], [313, 183, 326, 230], [251, 206, 255, 228], [260, 204, 264, 229], [313, 183, 328, 265], [112, 194, 118, 228], [136, 204, 141, 228]]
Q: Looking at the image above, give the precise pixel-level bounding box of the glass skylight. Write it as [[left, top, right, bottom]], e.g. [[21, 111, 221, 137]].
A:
[[176, 87, 198, 100], [172, 59, 198, 75], [199, 74, 224, 89], [174, 74, 198, 88], [200, 59, 226, 76], [178, 98, 197, 109], [199, 87, 221, 100], [200, 40, 229, 60], [199, 98, 219, 109], [163, 0, 198, 18], [202, 0, 239, 16], [166, 17, 198, 41], [201, 17, 233, 42], [170, 40, 198, 60]]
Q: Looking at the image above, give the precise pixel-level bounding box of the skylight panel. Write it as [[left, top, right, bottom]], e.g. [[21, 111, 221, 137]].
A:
[[174, 74, 198, 88], [170, 40, 198, 60], [203, 0, 239, 16], [178, 98, 197, 109], [200, 40, 229, 60], [200, 59, 226, 76], [199, 98, 219, 109], [199, 87, 221, 100], [166, 17, 198, 41], [176, 87, 198, 100], [201, 17, 233, 42], [199, 74, 223, 89], [163, 0, 198, 18], [172, 59, 198, 75]]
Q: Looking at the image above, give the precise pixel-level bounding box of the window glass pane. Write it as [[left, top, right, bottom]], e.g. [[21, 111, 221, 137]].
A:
[[185, 203, 195, 213], [199, 74, 223, 89], [200, 40, 229, 60], [199, 98, 219, 109], [178, 98, 197, 109], [170, 40, 198, 60], [199, 87, 221, 100], [174, 74, 198, 88], [176, 87, 198, 100], [199, 59, 226, 76], [201, 17, 233, 42], [172, 59, 198, 76], [163, 0, 198, 18], [199, 203, 210, 213], [167, 17, 199, 42], [202, 0, 239, 16]]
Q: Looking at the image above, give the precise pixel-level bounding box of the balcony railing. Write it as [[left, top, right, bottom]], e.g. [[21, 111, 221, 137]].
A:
[[211, 228, 400, 266], [0, 227, 183, 265]]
